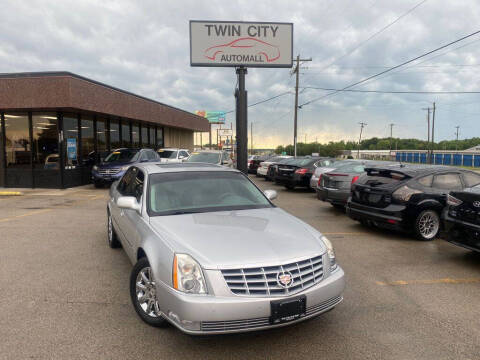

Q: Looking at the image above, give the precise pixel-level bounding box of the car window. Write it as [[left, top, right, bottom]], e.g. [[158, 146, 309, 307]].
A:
[[187, 152, 221, 164], [130, 170, 145, 203], [223, 152, 230, 162], [463, 172, 480, 187], [139, 152, 149, 162], [148, 171, 272, 215], [417, 175, 433, 187], [117, 167, 137, 195], [147, 150, 158, 161], [104, 149, 139, 163], [179, 151, 189, 158], [432, 173, 463, 190], [158, 150, 178, 159]]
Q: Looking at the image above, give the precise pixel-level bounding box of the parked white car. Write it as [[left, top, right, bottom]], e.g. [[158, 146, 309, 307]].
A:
[[157, 148, 190, 163], [257, 155, 292, 177]]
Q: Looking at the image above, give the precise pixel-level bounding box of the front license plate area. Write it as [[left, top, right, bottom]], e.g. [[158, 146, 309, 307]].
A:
[[270, 295, 306, 324]]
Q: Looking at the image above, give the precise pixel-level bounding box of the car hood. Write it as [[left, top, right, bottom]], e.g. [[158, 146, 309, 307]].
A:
[[98, 161, 132, 168], [149, 207, 326, 269]]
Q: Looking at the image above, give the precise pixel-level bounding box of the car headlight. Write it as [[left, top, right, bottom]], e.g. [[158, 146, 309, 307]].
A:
[[121, 165, 130, 171], [173, 254, 207, 294], [320, 235, 337, 272], [92, 165, 98, 171]]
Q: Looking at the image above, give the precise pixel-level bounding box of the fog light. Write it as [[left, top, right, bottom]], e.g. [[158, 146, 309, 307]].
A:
[[167, 311, 200, 331]]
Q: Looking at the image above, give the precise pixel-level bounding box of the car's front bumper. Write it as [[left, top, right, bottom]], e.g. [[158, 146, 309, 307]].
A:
[[91, 169, 125, 183], [155, 266, 345, 335]]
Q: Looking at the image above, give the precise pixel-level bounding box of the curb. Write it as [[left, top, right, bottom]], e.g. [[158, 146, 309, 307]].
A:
[[0, 191, 23, 196]]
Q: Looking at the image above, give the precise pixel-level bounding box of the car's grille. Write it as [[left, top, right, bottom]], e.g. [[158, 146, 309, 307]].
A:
[[98, 168, 121, 176], [200, 295, 342, 332], [221, 255, 323, 296]]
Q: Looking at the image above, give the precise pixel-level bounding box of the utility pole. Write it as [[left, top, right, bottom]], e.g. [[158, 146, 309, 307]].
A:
[[431, 102, 436, 164], [357, 122, 367, 159], [292, 54, 312, 157], [455, 125, 460, 151], [250, 122, 253, 155], [389, 123, 395, 152], [422, 107, 431, 162]]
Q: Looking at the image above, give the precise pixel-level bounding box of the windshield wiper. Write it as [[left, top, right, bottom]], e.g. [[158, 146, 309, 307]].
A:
[[168, 210, 204, 215]]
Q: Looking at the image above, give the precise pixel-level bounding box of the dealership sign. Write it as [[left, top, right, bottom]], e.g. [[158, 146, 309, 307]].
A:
[[190, 21, 293, 68], [218, 129, 233, 137], [195, 110, 226, 124]]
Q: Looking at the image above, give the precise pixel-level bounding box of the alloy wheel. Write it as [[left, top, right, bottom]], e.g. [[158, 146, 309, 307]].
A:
[[135, 267, 161, 317], [418, 211, 439, 239]]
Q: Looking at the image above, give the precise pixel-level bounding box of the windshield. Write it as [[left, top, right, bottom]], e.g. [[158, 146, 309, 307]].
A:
[[148, 171, 272, 215], [104, 149, 139, 163], [158, 150, 177, 159], [332, 163, 366, 173], [186, 152, 221, 164]]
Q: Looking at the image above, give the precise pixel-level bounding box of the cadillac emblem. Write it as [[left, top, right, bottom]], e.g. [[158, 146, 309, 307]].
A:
[[473, 201, 480, 208], [277, 271, 294, 288]]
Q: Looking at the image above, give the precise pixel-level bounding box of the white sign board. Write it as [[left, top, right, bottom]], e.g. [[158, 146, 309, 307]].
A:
[[218, 129, 233, 137], [190, 21, 293, 68]]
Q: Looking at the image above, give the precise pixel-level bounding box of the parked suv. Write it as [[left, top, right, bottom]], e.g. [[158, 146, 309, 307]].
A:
[[347, 164, 480, 240], [92, 148, 160, 187], [443, 177, 480, 252], [157, 148, 190, 163]]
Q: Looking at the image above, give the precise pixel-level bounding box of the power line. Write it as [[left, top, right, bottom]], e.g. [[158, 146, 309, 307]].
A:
[[299, 29, 480, 108], [319, 0, 428, 72], [301, 87, 480, 94]]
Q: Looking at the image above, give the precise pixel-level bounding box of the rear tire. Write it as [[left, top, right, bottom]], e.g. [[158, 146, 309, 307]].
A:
[[94, 181, 103, 188], [414, 209, 440, 241], [130, 257, 168, 328], [285, 184, 295, 190]]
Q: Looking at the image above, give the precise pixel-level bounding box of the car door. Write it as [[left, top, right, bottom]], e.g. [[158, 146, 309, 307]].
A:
[[179, 150, 189, 162], [111, 167, 137, 246], [121, 167, 146, 259], [222, 152, 233, 167]]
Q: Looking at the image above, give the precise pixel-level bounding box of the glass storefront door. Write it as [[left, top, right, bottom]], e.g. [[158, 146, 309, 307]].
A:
[[4, 113, 32, 187], [32, 113, 60, 188]]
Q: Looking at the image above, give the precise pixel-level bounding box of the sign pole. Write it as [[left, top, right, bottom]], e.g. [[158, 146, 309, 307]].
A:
[[236, 66, 248, 174]]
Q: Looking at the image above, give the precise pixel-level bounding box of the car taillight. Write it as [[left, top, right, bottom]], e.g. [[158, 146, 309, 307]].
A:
[[446, 194, 463, 206], [317, 174, 323, 186], [392, 185, 423, 202], [248, 160, 253, 165], [295, 168, 308, 174], [351, 175, 359, 185]]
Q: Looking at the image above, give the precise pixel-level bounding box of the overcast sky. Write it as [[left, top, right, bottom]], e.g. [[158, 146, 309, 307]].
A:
[[2, 0, 480, 148]]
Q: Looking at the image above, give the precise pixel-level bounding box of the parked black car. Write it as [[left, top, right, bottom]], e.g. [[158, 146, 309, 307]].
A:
[[247, 155, 270, 174], [443, 182, 480, 252], [274, 157, 323, 190], [91, 148, 160, 187], [266, 157, 297, 181], [347, 164, 480, 240]]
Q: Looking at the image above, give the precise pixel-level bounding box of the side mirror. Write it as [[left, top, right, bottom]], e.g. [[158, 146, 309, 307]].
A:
[[264, 189, 278, 201], [117, 196, 141, 213]]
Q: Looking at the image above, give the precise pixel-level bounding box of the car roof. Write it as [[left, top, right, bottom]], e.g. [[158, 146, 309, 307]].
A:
[[191, 150, 224, 153], [158, 148, 188, 151], [136, 162, 238, 174], [364, 163, 468, 177]]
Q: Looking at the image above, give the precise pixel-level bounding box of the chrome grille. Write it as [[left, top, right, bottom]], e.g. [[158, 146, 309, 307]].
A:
[[200, 295, 342, 332], [221, 255, 323, 296], [98, 168, 121, 176]]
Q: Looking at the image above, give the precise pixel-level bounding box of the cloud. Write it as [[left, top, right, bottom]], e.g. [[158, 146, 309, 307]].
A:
[[1, 0, 480, 148]]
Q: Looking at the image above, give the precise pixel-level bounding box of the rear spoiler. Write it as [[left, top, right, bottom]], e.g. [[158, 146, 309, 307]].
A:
[[364, 167, 412, 179]]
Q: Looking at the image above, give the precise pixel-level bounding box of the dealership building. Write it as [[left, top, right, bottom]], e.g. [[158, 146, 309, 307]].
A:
[[0, 72, 209, 189]]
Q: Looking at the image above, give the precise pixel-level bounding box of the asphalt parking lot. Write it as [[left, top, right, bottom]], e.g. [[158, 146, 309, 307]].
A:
[[1, 177, 479, 360]]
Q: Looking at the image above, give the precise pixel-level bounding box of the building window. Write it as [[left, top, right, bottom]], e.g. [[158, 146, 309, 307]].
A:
[[32, 113, 58, 170], [81, 115, 94, 166], [110, 119, 121, 149], [96, 117, 107, 155], [5, 113, 30, 168], [63, 113, 79, 167], [121, 119, 130, 147], [141, 124, 148, 147], [149, 126, 155, 148], [132, 123, 140, 147], [156, 127, 164, 148]]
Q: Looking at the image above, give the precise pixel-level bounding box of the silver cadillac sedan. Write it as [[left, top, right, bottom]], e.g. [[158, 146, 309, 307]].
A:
[[107, 162, 345, 334]]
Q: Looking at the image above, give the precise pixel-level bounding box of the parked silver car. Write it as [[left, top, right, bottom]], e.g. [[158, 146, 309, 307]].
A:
[[186, 150, 233, 167], [107, 163, 345, 334]]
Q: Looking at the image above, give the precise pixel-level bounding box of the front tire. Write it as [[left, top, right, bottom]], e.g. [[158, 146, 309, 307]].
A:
[[130, 257, 168, 327], [285, 184, 295, 190], [107, 211, 121, 248], [414, 209, 440, 241]]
